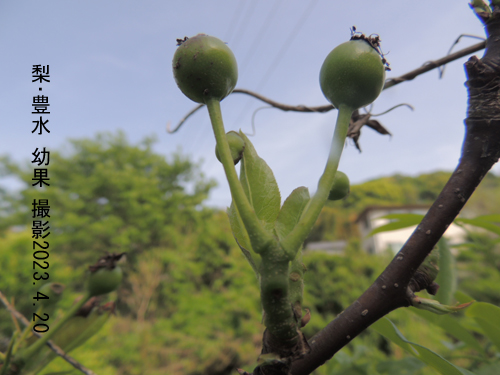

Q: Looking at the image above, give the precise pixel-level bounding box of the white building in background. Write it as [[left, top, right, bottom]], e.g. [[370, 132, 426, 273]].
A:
[[304, 240, 347, 255], [356, 205, 467, 255]]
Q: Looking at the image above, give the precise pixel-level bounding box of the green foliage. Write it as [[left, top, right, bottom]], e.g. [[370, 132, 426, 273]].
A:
[[2, 129, 500, 374], [435, 238, 457, 306], [307, 172, 500, 247], [275, 187, 310, 241], [0, 132, 214, 268], [466, 303, 500, 352], [411, 309, 486, 355], [40, 209, 264, 375], [371, 318, 475, 375], [302, 244, 388, 320], [371, 298, 500, 375], [227, 131, 283, 275], [363, 212, 500, 374], [0, 231, 75, 335], [307, 172, 455, 243], [237, 131, 281, 234], [456, 215, 500, 236], [456, 232, 500, 305]]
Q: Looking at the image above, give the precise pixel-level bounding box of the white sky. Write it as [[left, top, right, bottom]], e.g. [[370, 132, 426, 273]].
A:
[[1, 0, 496, 208]]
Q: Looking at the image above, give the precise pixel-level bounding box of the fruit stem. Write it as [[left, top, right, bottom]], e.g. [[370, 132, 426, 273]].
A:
[[13, 306, 42, 354], [205, 98, 276, 252], [0, 332, 17, 375], [281, 105, 352, 258], [16, 292, 91, 363]]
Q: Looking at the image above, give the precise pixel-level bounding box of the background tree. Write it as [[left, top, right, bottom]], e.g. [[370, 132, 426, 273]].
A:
[[1, 2, 500, 375]]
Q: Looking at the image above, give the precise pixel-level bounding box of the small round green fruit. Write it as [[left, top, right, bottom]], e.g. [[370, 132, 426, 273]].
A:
[[328, 171, 350, 201], [320, 39, 385, 110], [215, 131, 245, 165], [173, 34, 238, 104], [38, 282, 65, 307], [87, 266, 123, 297]]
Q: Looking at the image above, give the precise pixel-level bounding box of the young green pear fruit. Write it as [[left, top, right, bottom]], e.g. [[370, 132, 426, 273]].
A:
[[37, 282, 65, 308], [173, 34, 238, 104], [215, 131, 245, 165], [328, 171, 350, 201], [320, 37, 386, 110], [87, 253, 126, 297]]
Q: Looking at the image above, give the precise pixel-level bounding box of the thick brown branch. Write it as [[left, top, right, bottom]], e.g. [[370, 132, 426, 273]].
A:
[[0, 291, 98, 375], [290, 13, 500, 375]]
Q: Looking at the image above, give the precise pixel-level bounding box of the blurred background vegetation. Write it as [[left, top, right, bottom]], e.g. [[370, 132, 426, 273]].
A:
[[1, 132, 499, 375]]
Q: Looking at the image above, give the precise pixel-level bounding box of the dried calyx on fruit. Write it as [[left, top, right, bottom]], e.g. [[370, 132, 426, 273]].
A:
[[173, 34, 238, 104], [216, 131, 245, 165], [320, 27, 390, 111], [87, 253, 126, 297]]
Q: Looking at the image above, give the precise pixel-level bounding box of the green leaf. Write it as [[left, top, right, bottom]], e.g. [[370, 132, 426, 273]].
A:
[[21, 304, 114, 374], [275, 186, 310, 241], [368, 213, 424, 236], [475, 361, 500, 375], [227, 202, 261, 276], [371, 317, 476, 375], [238, 131, 281, 233], [411, 309, 486, 354], [455, 217, 500, 236], [455, 290, 475, 304], [435, 238, 456, 305], [0, 332, 17, 375], [376, 357, 426, 375], [466, 302, 500, 351], [410, 296, 473, 315], [473, 214, 500, 223]]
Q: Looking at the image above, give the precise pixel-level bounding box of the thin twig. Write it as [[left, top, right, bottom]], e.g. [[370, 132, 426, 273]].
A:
[[167, 103, 204, 133], [370, 103, 414, 117], [439, 34, 486, 78], [231, 89, 333, 113], [383, 40, 486, 89], [166, 89, 333, 134], [0, 291, 98, 375]]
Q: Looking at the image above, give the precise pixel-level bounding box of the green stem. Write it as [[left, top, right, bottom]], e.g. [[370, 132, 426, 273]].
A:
[[0, 332, 17, 375], [289, 251, 305, 319], [205, 98, 276, 252], [17, 292, 91, 363], [281, 105, 352, 258], [260, 255, 296, 341], [13, 306, 42, 354]]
